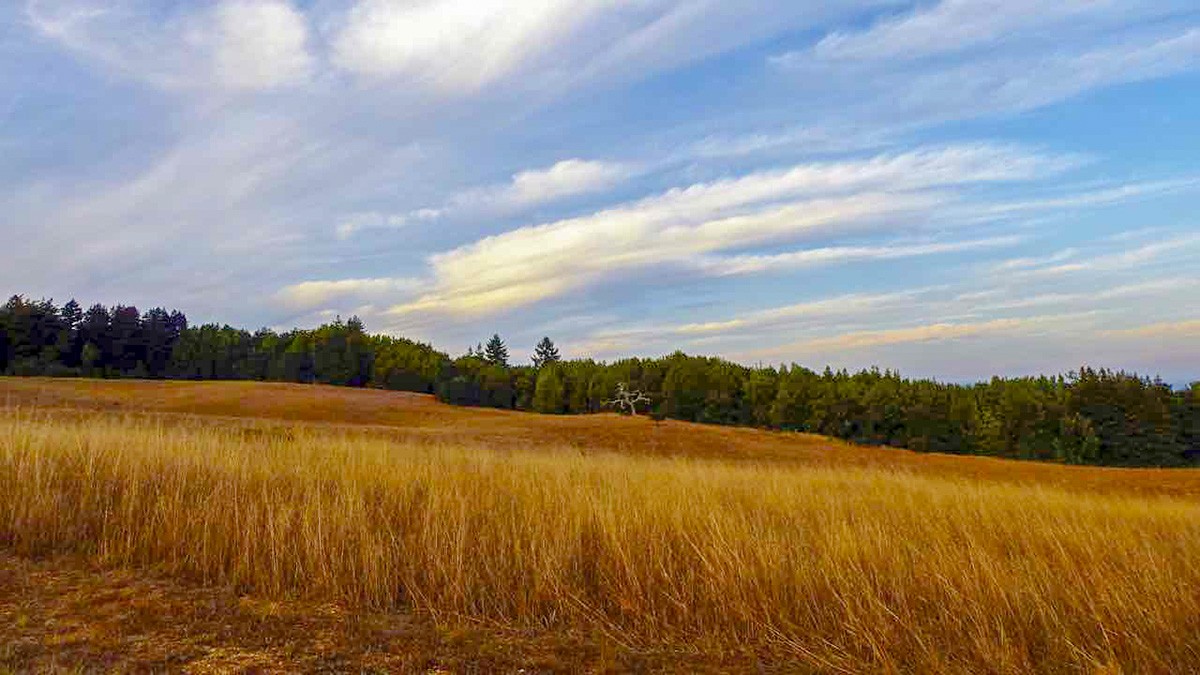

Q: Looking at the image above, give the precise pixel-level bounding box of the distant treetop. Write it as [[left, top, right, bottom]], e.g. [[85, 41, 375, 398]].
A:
[[532, 336, 560, 368]]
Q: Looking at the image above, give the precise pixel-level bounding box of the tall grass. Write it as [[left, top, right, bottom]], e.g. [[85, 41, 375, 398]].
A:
[[2, 411, 1198, 672]]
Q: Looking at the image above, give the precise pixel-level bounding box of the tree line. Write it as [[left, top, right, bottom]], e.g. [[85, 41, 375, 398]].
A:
[[2, 294, 1197, 467]]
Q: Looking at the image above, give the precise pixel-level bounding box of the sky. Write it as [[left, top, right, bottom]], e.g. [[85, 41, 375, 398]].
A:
[[2, 0, 1199, 383]]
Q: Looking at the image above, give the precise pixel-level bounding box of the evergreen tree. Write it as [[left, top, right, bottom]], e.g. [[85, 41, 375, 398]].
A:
[[59, 299, 84, 367], [60, 299, 83, 333], [531, 336, 561, 368], [484, 334, 509, 368]]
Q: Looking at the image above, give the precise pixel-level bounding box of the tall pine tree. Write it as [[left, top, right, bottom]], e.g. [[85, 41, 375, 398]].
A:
[[532, 336, 560, 368], [484, 334, 509, 368]]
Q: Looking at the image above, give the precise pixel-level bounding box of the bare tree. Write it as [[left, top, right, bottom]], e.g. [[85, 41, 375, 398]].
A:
[[605, 382, 650, 416]]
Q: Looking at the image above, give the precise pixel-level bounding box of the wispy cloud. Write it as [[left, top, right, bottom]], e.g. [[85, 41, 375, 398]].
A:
[[568, 243, 1200, 363], [812, 0, 1132, 62], [335, 209, 441, 240], [775, 17, 1200, 123], [507, 159, 633, 205], [327, 0, 869, 96], [783, 316, 1065, 353], [208, 0, 312, 90], [1102, 319, 1200, 339], [929, 27, 1200, 117], [1001, 233, 1200, 279], [570, 288, 930, 356], [379, 144, 1066, 319], [329, 0, 610, 92], [683, 124, 895, 160], [27, 0, 313, 91], [277, 277, 421, 311], [978, 178, 1200, 217], [336, 158, 635, 238], [694, 236, 1023, 277]]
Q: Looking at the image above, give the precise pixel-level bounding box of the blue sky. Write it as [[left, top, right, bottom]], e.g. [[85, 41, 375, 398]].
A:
[[2, 1, 1199, 382]]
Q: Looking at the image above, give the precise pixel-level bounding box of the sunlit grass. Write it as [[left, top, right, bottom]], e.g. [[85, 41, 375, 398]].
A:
[[2, 409, 1199, 672]]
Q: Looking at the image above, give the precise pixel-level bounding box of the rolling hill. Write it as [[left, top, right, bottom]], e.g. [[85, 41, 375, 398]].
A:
[[2, 377, 1198, 673]]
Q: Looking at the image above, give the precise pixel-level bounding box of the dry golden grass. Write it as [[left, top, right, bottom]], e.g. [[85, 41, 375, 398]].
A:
[[3, 395, 1200, 673], [4, 377, 1200, 499]]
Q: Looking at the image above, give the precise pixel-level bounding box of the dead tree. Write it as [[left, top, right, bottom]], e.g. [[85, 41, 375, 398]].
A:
[[605, 383, 650, 416]]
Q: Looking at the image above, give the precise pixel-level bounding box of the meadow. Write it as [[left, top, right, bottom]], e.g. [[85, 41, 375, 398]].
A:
[[2, 378, 1200, 673]]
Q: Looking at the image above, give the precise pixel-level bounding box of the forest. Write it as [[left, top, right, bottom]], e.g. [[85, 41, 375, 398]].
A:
[[1, 294, 1196, 467]]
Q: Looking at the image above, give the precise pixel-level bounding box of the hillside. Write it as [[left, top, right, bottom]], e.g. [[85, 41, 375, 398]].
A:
[[3, 377, 1198, 499], [4, 295, 1196, 469], [2, 378, 1199, 673]]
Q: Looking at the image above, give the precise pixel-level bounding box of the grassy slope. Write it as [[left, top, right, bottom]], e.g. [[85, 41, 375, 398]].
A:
[[2, 377, 1198, 499], [2, 378, 1200, 673]]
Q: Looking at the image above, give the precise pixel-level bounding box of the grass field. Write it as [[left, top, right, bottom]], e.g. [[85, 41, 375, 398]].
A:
[[2, 378, 1200, 673]]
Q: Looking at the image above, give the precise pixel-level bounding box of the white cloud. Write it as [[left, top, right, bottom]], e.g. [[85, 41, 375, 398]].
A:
[[372, 139, 1059, 240], [991, 249, 1078, 273], [328, 1, 895, 96], [774, 20, 1200, 123], [0, 104, 431, 323], [684, 124, 894, 160], [28, 0, 867, 99], [335, 209, 443, 239], [1003, 233, 1200, 279], [209, 0, 312, 90], [694, 236, 1022, 277], [750, 310, 1200, 381], [876, 28, 1200, 122], [976, 178, 1200, 218], [277, 277, 421, 310], [508, 159, 632, 206], [337, 159, 633, 238], [439, 158, 634, 215], [26, 0, 313, 91], [1102, 319, 1200, 339], [383, 144, 1069, 318], [567, 239, 1200, 363], [813, 0, 1122, 62], [786, 316, 1063, 353], [384, 190, 943, 317], [571, 288, 928, 355], [956, 278, 1200, 316], [330, 0, 610, 91]]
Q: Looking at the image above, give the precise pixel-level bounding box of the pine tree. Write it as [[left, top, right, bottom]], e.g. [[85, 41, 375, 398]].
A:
[[484, 334, 509, 368], [531, 336, 560, 368], [60, 299, 83, 333]]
